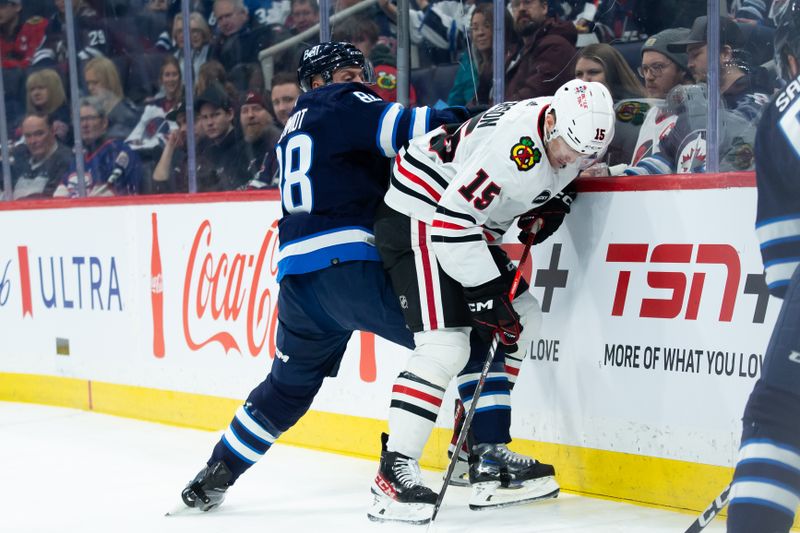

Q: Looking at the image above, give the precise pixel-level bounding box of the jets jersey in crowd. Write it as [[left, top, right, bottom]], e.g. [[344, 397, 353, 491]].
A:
[[754, 74, 800, 298], [384, 98, 578, 288], [275, 82, 469, 281]]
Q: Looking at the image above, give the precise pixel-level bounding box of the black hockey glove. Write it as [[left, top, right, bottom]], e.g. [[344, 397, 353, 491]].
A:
[[464, 277, 522, 353], [518, 184, 577, 245]]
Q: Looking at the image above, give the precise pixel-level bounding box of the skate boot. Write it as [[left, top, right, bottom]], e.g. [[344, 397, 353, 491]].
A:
[[181, 461, 233, 511], [445, 398, 470, 487], [368, 433, 438, 524], [468, 443, 559, 510]]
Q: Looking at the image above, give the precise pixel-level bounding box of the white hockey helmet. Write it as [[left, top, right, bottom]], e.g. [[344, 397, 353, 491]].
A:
[[545, 79, 615, 167]]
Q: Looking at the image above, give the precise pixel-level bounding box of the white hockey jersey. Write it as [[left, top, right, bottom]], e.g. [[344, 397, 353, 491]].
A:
[[384, 98, 578, 288], [629, 103, 678, 166]]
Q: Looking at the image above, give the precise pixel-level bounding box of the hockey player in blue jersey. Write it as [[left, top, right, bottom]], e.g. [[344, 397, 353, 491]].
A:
[[727, 1, 800, 531], [178, 41, 479, 513]]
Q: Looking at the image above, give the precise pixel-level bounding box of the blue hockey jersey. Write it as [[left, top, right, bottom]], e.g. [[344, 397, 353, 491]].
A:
[[275, 82, 469, 281], [754, 74, 800, 298]]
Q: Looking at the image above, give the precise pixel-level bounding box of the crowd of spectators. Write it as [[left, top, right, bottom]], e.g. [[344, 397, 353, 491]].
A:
[[0, 0, 786, 199]]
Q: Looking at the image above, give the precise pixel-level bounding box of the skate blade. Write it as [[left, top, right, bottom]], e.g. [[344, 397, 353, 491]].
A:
[[445, 460, 470, 487], [165, 500, 192, 516], [367, 488, 434, 525], [468, 476, 560, 511]]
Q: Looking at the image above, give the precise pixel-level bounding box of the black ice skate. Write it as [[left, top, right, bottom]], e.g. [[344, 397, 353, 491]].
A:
[[368, 433, 438, 524], [181, 461, 233, 512], [445, 398, 470, 487], [468, 443, 559, 510]]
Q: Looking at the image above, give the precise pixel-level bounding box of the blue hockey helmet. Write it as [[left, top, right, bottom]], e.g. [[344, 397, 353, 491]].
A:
[[771, 0, 800, 80], [296, 41, 375, 92]]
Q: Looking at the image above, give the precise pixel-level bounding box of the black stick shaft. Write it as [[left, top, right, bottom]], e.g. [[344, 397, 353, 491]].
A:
[[429, 225, 538, 524], [684, 484, 731, 533]]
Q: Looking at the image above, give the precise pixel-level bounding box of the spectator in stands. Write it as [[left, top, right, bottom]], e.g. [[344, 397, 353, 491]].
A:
[[284, 0, 320, 71], [269, 72, 300, 126], [574, 43, 646, 166], [623, 28, 693, 166], [669, 15, 772, 122], [209, 0, 289, 89], [151, 100, 189, 193], [136, 0, 173, 51], [331, 16, 415, 104], [239, 90, 281, 179], [1, 0, 48, 126], [639, 28, 693, 99], [0, 0, 47, 69], [54, 97, 142, 197], [33, 0, 110, 67], [505, 0, 577, 100], [10, 114, 72, 200], [331, 15, 378, 61], [23, 69, 70, 145], [289, 0, 319, 34], [369, 41, 418, 105], [195, 59, 240, 109], [448, 3, 518, 106], [126, 55, 182, 183], [172, 11, 211, 79], [620, 17, 770, 176], [83, 57, 141, 140], [575, 43, 645, 100], [194, 82, 250, 190], [377, 0, 469, 67]]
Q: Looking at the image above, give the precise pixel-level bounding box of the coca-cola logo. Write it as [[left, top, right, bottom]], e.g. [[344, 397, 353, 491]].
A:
[[171, 217, 381, 383], [182, 219, 280, 356]]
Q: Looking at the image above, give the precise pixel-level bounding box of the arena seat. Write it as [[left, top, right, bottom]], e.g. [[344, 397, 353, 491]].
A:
[[612, 39, 647, 77]]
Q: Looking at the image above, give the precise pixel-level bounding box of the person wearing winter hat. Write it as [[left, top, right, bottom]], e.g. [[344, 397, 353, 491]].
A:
[[639, 27, 693, 99]]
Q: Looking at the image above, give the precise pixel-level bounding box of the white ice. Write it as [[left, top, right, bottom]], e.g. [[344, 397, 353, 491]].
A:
[[0, 401, 725, 533]]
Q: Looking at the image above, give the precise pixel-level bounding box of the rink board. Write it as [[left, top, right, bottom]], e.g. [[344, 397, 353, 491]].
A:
[[0, 173, 784, 516]]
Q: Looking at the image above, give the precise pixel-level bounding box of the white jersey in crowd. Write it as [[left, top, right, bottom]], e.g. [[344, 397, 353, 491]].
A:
[[384, 98, 579, 288], [629, 103, 678, 166]]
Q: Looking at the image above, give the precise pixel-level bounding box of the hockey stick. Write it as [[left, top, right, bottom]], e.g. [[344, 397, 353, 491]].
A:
[[684, 483, 732, 533], [429, 220, 541, 525]]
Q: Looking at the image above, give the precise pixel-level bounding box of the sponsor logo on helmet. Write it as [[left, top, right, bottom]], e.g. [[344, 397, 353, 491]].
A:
[[575, 85, 589, 109], [303, 45, 322, 60], [510, 137, 542, 171]]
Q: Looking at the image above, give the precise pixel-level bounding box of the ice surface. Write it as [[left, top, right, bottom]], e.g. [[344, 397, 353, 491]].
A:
[[0, 401, 725, 533]]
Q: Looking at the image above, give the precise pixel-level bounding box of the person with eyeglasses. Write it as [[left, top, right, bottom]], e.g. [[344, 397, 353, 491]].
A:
[[447, 2, 519, 107], [54, 97, 142, 197], [615, 27, 695, 170], [171, 12, 212, 80], [505, 0, 577, 101], [618, 17, 770, 176]]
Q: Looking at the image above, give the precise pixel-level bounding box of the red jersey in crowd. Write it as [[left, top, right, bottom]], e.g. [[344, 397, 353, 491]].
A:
[[1, 16, 48, 69]]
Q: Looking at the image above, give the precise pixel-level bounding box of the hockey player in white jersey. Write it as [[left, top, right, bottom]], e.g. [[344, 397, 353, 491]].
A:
[[368, 79, 615, 524]]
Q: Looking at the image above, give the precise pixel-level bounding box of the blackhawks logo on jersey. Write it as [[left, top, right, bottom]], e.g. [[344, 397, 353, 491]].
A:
[[510, 137, 541, 171]]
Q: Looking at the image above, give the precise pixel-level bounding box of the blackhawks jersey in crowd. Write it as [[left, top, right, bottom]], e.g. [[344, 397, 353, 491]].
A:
[[275, 82, 469, 281], [754, 73, 800, 298], [384, 98, 578, 288], [1, 16, 47, 69]]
